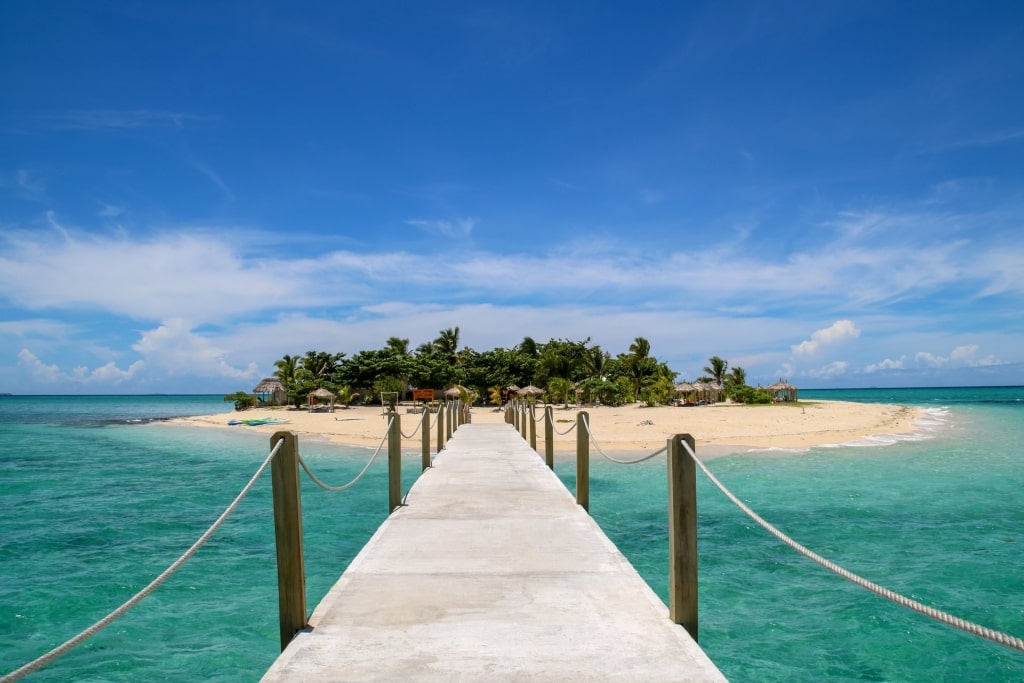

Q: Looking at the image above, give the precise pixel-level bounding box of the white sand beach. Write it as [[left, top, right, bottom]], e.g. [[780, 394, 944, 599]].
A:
[[175, 399, 924, 455]]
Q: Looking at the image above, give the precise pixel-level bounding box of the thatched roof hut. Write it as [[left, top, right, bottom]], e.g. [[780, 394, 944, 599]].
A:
[[253, 378, 287, 406], [766, 379, 798, 402]]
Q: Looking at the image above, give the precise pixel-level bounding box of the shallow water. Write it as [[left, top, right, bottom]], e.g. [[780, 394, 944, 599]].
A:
[[2, 390, 1022, 681]]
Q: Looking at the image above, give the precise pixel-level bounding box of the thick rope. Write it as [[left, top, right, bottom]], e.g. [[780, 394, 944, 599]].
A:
[[2, 439, 285, 682], [582, 417, 667, 464], [297, 419, 392, 492], [399, 411, 424, 439], [552, 420, 577, 436], [680, 440, 1024, 653]]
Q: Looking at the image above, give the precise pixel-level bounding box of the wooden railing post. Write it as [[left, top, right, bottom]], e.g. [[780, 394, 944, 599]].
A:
[[576, 411, 589, 512], [436, 402, 445, 452], [544, 406, 554, 469], [520, 405, 528, 440], [421, 408, 431, 471], [668, 433, 698, 640], [387, 412, 402, 512], [528, 403, 537, 451], [446, 400, 454, 440], [270, 431, 307, 650]]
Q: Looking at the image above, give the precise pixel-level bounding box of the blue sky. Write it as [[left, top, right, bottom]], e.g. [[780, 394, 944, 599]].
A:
[[2, 1, 1023, 394]]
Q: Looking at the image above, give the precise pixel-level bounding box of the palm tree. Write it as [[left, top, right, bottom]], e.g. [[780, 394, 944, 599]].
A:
[[434, 327, 461, 365], [623, 336, 657, 401], [273, 354, 299, 386], [385, 337, 410, 356], [629, 336, 651, 359], [725, 366, 747, 401], [336, 386, 360, 408], [703, 356, 729, 386]]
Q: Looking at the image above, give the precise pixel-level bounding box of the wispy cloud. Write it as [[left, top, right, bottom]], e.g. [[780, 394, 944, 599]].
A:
[[41, 109, 213, 130], [404, 217, 477, 238]]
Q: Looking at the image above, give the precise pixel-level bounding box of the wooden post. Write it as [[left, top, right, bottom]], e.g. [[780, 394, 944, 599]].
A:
[[529, 403, 537, 450], [446, 400, 454, 441], [512, 401, 519, 430], [388, 412, 402, 512], [668, 433, 698, 640], [436, 402, 445, 452], [270, 431, 307, 650], [520, 405, 528, 440], [544, 405, 554, 469], [576, 411, 589, 512], [421, 408, 431, 471]]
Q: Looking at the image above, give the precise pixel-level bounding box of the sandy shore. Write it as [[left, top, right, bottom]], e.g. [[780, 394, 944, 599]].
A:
[[173, 399, 924, 456]]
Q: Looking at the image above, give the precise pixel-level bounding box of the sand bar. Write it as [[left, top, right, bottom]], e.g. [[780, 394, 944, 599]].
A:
[[174, 399, 924, 455]]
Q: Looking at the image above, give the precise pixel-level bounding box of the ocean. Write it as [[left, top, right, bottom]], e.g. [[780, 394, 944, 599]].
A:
[[1, 389, 1022, 682]]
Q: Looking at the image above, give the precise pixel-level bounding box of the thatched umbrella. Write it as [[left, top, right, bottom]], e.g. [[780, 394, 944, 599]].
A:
[[518, 385, 544, 396], [444, 387, 462, 398], [308, 387, 335, 410]]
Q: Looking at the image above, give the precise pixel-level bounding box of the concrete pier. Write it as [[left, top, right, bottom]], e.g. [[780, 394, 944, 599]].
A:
[[260, 423, 727, 682]]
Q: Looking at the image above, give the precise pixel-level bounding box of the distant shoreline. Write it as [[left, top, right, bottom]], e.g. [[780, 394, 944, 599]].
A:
[[170, 399, 927, 456]]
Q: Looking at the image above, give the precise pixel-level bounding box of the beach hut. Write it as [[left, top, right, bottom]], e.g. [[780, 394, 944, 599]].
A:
[[674, 382, 695, 405], [308, 387, 336, 412], [253, 378, 287, 406], [767, 379, 798, 402]]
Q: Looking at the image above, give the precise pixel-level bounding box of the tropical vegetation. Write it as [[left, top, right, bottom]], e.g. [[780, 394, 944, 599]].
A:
[[232, 329, 776, 408]]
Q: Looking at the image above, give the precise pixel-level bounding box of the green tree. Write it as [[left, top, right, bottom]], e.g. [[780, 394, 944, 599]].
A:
[[703, 356, 729, 386], [223, 391, 257, 411], [336, 385, 360, 408], [725, 366, 747, 400], [547, 376, 575, 409], [619, 336, 659, 402]]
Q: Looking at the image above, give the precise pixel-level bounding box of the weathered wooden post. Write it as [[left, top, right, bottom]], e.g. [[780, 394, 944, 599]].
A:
[[668, 433, 698, 640], [388, 412, 402, 512], [421, 408, 431, 471], [544, 405, 554, 469], [436, 402, 445, 452], [576, 411, 589, 512], [270, 431, 307, 650], [446, 400, 454, 440], [529, 403, 537, 450], [519, 405, 528, 440]]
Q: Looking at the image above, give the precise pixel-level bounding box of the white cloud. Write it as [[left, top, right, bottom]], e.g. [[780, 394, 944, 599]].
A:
[[792, 320, 861, 355], [132, 319, 259, 380], [18, 348, 142, 385], [18, 349, 61, 383], [806, 361, 849, 379], [915, 345, 1003, 368], [865, 356, 906, 372]]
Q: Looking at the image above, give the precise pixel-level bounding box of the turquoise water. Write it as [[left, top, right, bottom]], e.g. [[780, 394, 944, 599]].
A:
[[2, 390, 1023, 681]]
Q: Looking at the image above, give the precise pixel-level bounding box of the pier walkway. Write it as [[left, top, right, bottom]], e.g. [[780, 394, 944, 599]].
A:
[[260, 423, 727, 682]]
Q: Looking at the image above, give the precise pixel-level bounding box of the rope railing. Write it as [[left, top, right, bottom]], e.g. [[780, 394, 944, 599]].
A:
[[399, 410, 425, 439], [298, 417, 393, 492], [581, 414, 667, 464], [1, 438, 286, 683], [676, 439, 1024, 654], [552, 420, 577, 436]]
